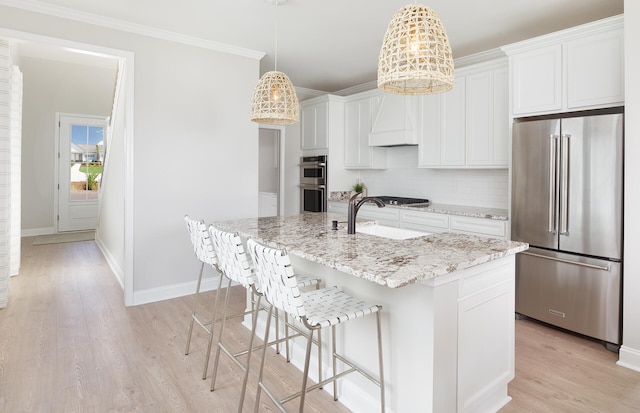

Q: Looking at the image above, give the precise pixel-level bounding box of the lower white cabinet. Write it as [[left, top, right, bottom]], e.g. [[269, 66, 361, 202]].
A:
[[328, 201, 507, 239], [327, 201, 348, 215], [450, 215, 507, 238], [456, 257, 515, 412], [356, 204, 400, 227], [399, 209, 449, 234]]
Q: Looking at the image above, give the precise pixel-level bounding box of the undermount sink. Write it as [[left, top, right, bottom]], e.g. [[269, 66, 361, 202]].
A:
[[356, 224, 430, 240]]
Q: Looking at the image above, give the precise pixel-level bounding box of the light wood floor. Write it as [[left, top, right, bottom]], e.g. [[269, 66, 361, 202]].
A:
[[1, 238, 639, 412]]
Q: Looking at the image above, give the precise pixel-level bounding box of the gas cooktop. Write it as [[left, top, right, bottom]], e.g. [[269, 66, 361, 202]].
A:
[[375, 196, 430, 206]]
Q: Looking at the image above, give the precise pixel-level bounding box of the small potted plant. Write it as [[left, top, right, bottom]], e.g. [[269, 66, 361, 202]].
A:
[[351, 181, 366, 199]]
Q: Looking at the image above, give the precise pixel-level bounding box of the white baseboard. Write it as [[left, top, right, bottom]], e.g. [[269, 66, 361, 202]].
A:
[[94, 234, 125, 289], [22, 227, 55, 237], [617, 345, 640, 372], [132, 276, 223, 306]]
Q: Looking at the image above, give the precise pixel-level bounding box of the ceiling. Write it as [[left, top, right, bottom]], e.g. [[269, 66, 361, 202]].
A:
[[7, 0, 624, 95]]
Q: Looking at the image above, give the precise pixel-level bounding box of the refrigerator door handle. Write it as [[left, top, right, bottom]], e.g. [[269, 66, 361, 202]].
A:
[[559, 133, 570, 235], [520, 251, 612, 271], [548, 134, 559, 234]]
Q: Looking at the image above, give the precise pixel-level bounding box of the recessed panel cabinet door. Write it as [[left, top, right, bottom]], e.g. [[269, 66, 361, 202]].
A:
[[440, 76, 466, 166], [566, 29, 624, 109], [512, 45, 563, 116], [418, 94, 441, 166], [465, 72, 493, 166], [301, 102, 328, 150]]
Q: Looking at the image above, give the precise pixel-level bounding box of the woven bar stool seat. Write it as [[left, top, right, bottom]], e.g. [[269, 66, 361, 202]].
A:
[[247, 238, 386, 413], [296, 288, 380, 328]]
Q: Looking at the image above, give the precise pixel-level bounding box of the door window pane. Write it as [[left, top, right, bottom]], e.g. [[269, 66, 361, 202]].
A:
[[70, 124, 104, 201]]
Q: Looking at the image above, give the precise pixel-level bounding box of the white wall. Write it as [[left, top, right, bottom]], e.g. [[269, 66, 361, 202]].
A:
[[619, 1, 640, 372], [19, 56, 115, 234], [96, 61, 127, 286], [0, 4, 261, 303]]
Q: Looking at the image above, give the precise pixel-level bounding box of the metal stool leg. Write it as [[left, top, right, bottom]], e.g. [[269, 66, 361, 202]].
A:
[[299, 329, 315, 413], [238, 292, 262, 413], [332, 325, 338, 401], [376, 311, 386, 413], [210, 275, 234, 389], [254, 305, 274, 413], [317, 329, 322, 390], [185, 262, 205, 356]]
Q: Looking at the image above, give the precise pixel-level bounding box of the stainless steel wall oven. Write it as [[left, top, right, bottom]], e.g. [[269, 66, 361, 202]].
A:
[[300, 155, 327, 212]]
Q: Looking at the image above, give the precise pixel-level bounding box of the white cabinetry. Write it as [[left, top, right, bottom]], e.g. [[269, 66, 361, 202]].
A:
[[449, 215, 506, 238], [566, 29, 624, 109], [456, 257, 515, 412], [327, 201, 507, 239], [399, 209, 449, 234], [356, 203, 399, 227], [466, 67, 509, 166], [511, 45, 563, 115], [300, 97, 329, 151], [419, 58, 508, 168], [505, 15, 624, 116], [344, 93, 387, 169], [327, 200, 348, 215]]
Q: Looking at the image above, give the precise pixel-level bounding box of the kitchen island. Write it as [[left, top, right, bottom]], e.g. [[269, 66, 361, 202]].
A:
[[215, 213, 528, 413]]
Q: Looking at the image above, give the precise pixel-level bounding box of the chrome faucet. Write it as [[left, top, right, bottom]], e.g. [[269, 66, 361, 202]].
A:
[[347, 194, 385, 234]]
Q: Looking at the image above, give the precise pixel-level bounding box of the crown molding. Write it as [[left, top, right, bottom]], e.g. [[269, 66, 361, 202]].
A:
[[0, 0, 265, 60], [334, 80, 378, 96], [502, 14, 623, 55]]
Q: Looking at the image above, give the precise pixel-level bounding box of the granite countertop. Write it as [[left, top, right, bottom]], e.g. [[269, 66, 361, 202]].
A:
[[214, 213, 528, 288], [328, 195, 508, 221]]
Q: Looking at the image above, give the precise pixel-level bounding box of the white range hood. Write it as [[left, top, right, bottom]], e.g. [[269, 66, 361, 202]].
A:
[[368, 93, 419, 147]]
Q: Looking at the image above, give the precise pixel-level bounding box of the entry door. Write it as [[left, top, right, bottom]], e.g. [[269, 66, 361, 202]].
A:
[[58, 115, 107, 232]]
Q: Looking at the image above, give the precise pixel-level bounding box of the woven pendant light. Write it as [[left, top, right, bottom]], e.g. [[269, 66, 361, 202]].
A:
[[250, 0, 299, 125], [250, 71, 299, 124], [378, 2, 454, 95]]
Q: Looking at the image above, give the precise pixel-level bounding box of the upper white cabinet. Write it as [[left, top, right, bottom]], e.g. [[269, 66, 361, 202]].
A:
[[505, 15, 624, 116], [566, 29, 624, 109], [344, 93, 387, 169], [440, 76, 466, 166], [466, 67, 509, 166], [418, 58, 508, 168], [300, 97, 329, 151], [510, 45, 563, 115]]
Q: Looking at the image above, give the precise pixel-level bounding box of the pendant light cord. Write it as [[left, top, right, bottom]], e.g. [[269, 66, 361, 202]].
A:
[[274, 2, 279, 71]]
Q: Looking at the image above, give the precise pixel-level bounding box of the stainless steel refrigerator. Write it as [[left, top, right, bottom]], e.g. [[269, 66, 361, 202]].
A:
[[511, 108, 623, 346]]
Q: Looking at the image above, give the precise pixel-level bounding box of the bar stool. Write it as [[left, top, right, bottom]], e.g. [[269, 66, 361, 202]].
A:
[[246, 238, 386, 413], [183, 215, 223, 380], [208, 226, 321, 412]]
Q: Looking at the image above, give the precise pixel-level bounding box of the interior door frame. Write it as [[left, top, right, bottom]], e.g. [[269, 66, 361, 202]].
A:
[[55, 113, 108, 232], [259, 124, 285, 216], [0, 27, 136, 307]]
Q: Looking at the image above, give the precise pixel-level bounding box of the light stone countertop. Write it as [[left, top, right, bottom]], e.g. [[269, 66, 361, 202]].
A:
[[214, 213, 528, 288], [328, 196, 509, 221]]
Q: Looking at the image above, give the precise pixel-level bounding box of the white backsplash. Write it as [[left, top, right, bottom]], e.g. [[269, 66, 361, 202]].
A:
[[357, 146, 509, 209]]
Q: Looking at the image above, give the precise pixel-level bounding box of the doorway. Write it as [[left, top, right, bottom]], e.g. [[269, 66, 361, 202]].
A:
[[258, 127, 281, 217], [57, 114, 108, 232]]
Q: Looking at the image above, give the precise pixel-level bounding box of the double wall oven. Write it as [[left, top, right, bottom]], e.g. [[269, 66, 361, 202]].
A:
[[300, 155, 327, 213]]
